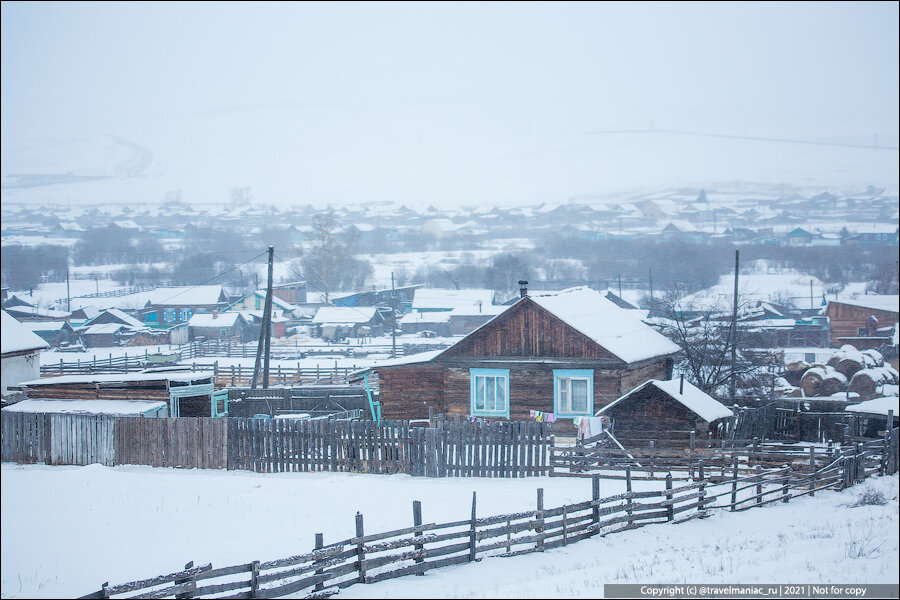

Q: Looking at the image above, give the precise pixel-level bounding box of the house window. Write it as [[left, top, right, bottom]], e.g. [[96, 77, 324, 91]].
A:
[[179, 308, 193, 322], [145, 312, 158, 323], [554, 369, 593, 417], [470, 369, 509, 418], [857, 327, 868, 336], [163, 308, 176, 323]]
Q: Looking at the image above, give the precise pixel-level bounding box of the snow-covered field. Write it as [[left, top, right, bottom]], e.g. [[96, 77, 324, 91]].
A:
[[1, 464, 896, 599]]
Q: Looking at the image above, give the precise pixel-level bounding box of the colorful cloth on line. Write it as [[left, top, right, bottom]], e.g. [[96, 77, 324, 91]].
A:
[[573, 416, 604, 439], [529, 410, 557, 423]]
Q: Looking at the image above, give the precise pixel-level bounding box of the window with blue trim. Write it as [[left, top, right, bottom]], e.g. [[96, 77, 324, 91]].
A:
[[470, 368, 509, 418], [554, 369, 593, 417], [145, 312, 158, 322]]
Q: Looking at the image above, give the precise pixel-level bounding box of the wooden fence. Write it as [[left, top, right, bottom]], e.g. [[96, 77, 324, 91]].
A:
[[77, 435, 896, 600], [1, 414, 551, 477]]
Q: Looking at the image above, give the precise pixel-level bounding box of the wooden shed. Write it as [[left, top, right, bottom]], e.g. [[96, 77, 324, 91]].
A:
[[596, 378, 734, 447], [364, 287, 680, 435]]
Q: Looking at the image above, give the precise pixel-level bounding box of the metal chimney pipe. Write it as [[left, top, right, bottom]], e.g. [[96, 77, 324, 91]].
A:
[[680, 374, 684, 395], [518, 280, 529, 298]]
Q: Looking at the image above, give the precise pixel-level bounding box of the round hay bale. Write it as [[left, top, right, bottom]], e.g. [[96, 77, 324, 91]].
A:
[[785, 360, 810, 373], [800, 367, 825, 397], [787, 387, 803, 397], [826, 354, 841, 369], [862, 349, 884, 368], [820, 369, 848, 396], [836, 356, 864, 379], [848, 371, 878, 400]]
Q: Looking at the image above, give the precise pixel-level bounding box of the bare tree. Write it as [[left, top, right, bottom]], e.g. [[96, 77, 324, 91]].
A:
[[302, 209, 342, 302], [654, 285, 766, 401]]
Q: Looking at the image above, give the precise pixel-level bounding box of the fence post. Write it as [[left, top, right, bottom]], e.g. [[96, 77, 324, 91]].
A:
[[625, 466, 633, 527], [755, 465, 762, 506], [698, 459, 704, 482], [249, 560, 260, 598], [649, 440, 656, 478], [535, 488, 545, 552], [355, 512, 366, 583], [174, 560, 195, 599], [855, 443, 862, 483], [882, 411, 893, 476], [809, 446, 816, 496], [592, 474, 600, 526], [782, 465, 790, 503], [698, 480, 706, 515], [665, 473, 674, 521], [413, 500, 424, 575], [313, 533, 325, 591], [468, 491, 477, 562]]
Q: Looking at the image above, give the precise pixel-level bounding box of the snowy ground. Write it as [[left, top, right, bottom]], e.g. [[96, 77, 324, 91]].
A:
[[1, 464, 897, 599]]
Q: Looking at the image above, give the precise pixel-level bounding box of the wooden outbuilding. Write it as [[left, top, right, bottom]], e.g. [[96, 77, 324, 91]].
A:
[[362, 287, 680, 435], [596, 377, 734, 447], [825, 296, 898, 350]]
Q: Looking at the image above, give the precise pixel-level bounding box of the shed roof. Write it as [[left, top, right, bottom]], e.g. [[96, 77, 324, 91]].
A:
[[829, 295, 898, 314], [846, 396, 899, 417], [412, 289, 495, 311], [2, 399, 167, 416], [188, 312, 245, 328], [312, 307, 378, 324], [598, 378, 734, 423], [1, 310, 50, 354]]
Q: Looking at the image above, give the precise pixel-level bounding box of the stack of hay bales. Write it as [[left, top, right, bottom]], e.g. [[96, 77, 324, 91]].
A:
[[797, 346, 897, 400]]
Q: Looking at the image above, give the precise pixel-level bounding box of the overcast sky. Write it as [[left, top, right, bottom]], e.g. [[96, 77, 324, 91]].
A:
[[2, 1, 898, 208]]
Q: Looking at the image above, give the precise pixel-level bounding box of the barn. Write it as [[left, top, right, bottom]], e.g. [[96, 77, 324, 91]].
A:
[[596, 377, 734, 447], [362, 287, 680, 434]]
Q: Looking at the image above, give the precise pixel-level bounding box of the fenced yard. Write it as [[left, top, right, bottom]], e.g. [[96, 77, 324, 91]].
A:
[[72, 427, 898, 600]]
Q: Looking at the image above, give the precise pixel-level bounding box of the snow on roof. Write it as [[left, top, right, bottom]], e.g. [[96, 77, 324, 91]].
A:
[[829, 295, 899, 314], [2, 399, 167, 416], [412, 289, 495, 311], [83, 323, 130, 335], [20, 371, 215, 386], [530, 287, 681, 363], [5, 305, 72, 319], [365, 349, 445, 369], [188, 312, 244, 327], [312, 307, 377, 324], [22, 320, 69, 332], [88, 308, 144, 328], [146, 286, 224, 306], [1, 310, 50, 354], [252, 291, 296, 311], [599, 378, 734, 422], [399, 311, 451, 324], [448, 304, 509, 317], [846, 396, 899, 417]]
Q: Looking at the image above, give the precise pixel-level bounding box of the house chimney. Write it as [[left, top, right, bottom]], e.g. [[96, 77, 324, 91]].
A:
[[212, 310, 218, 320], [518, 280, 529, 298], [679, 374, 684, 395]]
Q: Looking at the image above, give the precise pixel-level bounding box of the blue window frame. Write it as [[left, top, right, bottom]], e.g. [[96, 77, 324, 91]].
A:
[[162, 308, 176, 323], [179, 308, 193, 322], [145, 312, 158, 322], [470, 368, 510, 418], [553, 369, 593, 417]]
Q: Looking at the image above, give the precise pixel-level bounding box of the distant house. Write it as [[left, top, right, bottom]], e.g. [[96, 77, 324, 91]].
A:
[[227, 290, 301, 319], [3, 303, 71, 322], [84, 308, 144, 329], [1, 310, 50, 397], [188, 311, 250, 342], [140, 286, 229, 328], [271, 281, 308, 304], [68, 306, 102, 326], [597, 378, 734, 447], [411, 288, 495, 313], [312, 306, 384, 339], [361, 287, 680, 434], [448, 304, 509, 336], [81, 323, 136, 348], [825, 296, 899, 350], [399, 311, 452, 336]]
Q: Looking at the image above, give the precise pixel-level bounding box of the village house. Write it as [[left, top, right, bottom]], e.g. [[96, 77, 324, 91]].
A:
[[311, 306, 385, 340], [411, 288, 495, 313], [362, 287, 680, 434], [187, 311, 251, 342], [1, 310, 50, 397], [22, 320, 77, 347], [824, 295, 899, 350], [140, 286, 229, 328]]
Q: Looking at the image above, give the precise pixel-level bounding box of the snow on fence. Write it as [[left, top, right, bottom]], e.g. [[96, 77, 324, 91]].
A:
[[74, 441, 898, 600], [0, 415, 552, 477]]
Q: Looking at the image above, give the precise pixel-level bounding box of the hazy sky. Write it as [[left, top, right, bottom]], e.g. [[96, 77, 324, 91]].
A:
[[2, 1, 898, 208]]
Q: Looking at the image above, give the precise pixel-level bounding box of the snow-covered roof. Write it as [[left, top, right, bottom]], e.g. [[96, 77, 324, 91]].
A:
[[829, 295, 898, 314], [599, 378, 734, 422], [146, 286, 225, 306], [846, 397, 899, 417], [1, 310, 50, 354], [20, 372, 214, 386], [87, 308, 144, 328], [312, 306, 378, 324], [5, 305, 72, 319], [22, 320, 70, 332], [412, 289, 495, 311], [188, 312, 244, 328], [83, 323, 131, 335], [365, 349, 445, 369], [399, 311, 452, 324], [2, 399, 167, 416], [530, 287, 681, 363], [448, 304, 509, 317]]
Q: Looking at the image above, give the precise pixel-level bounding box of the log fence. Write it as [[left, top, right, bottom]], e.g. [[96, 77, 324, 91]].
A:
[[76, 435, 896, 600]]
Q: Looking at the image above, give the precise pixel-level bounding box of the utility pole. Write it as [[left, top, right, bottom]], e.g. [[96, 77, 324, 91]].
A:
[[66, 265, 71, 312], [251, 246, 275, 390], [730, 249, 740, 403], [618, 274, 622, 299], [648, 268, 654, 314], [391, 272, 397, 359]]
